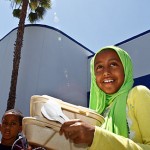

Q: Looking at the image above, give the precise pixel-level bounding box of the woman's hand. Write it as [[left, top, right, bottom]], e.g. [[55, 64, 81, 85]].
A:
[[59, 119, 95, 146]]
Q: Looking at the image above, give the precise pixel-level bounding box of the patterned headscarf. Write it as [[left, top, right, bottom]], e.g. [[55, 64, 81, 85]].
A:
[[89, 46, 134, 137]]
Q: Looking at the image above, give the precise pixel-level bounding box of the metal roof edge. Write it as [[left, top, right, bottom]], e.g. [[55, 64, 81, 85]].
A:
[[115, 30, 150, 46], [0, 24, 95, 55]]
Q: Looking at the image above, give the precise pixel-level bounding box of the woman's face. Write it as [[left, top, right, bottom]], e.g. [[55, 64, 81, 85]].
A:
[[94, 49, 125, 94]]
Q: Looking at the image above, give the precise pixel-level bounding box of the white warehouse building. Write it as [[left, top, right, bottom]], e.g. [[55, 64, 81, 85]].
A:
[[0, 24, 149, 118]]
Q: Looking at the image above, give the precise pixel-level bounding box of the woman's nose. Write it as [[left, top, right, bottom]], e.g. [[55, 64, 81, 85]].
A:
[[103, 68, 110, 76]]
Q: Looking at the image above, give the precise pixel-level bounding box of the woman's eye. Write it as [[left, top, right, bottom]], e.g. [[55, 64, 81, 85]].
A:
[[110, 62, 117, 67], [95, 65, 103, 72], [97, 65, 103, 70]]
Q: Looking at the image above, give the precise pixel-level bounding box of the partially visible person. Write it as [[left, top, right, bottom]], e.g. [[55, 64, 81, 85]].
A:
[[0, 109, 30, 150], [60, 46, 150, 150]]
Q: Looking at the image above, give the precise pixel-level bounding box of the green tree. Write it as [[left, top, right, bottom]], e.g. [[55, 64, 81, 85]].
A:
[[6, 0, 51, 110]]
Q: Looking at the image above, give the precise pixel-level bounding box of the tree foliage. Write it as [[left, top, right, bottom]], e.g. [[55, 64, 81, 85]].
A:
[[11, 0, 51, 22]]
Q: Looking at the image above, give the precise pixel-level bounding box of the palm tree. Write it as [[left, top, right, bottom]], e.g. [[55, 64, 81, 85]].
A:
[[6, 0, 51, 110]]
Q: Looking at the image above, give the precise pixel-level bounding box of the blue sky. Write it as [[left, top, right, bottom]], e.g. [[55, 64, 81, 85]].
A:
[[0, 0, 150, 52]]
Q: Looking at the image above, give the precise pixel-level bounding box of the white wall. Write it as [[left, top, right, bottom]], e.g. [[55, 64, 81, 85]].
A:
[[116, 32, 150, 78], [0, 25, 93, 118]]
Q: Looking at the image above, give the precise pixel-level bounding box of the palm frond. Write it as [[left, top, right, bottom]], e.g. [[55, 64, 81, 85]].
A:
[[28, 12, 38, 23], [29, 0, 38, 10], [12, 8, 21, 18], [39, 0, 51, 9], [14, 0, 22, 4], [35, 6, 46, 18]]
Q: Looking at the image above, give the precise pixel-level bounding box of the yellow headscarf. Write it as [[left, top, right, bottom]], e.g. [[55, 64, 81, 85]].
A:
[[89, 46, 134, 137]]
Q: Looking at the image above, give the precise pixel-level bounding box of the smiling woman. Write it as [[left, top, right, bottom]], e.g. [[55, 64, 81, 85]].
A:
[[60, 45, 150, 150], [94, 49, 125, 94]]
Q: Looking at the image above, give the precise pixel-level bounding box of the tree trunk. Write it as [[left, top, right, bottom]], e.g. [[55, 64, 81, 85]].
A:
[[6, 0, 29, 111]]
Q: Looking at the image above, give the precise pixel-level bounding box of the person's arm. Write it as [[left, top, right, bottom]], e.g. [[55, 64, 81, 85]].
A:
[[89, 126, 144, 150], [128, 85, 150, 149], [89, 85, 150, 150]]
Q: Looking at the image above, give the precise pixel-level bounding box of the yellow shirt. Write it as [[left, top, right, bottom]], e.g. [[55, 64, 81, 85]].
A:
[[89, 85, 150, 150]]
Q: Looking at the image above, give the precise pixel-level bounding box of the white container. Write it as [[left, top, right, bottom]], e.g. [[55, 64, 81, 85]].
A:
[[23, 95, 104, 150]]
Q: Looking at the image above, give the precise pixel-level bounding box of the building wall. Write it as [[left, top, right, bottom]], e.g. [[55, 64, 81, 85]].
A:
[[115, 30, 150, 88], [0, 24, 94, 118], [0, 25, 149, 118]]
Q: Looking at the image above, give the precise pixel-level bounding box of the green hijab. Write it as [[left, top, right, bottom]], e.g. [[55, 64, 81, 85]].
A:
[[89, 46, 134, 137]]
